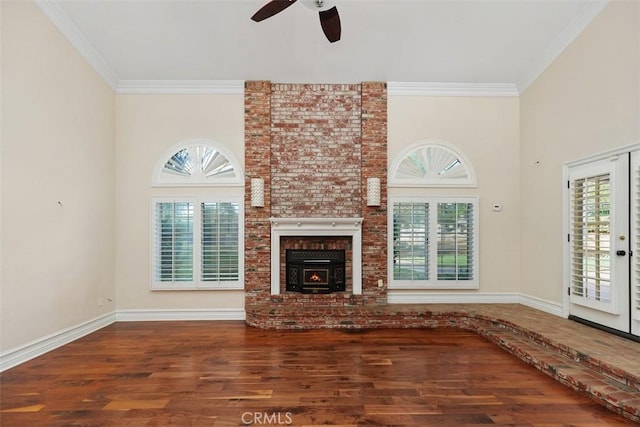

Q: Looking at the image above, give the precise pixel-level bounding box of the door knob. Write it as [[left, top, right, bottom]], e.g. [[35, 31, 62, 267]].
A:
[[616, 250, 626, 256]]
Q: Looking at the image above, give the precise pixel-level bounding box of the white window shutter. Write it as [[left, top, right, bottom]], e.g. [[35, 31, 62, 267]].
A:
[[390, 196, 479, 289], [201, 202, 240, 282], [153, 200, 194, 284], [569, 173, 612, 304]]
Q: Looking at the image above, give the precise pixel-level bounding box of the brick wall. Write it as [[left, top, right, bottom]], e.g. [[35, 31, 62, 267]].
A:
[[244, 81, 388, 325], [270, 84, 362, 218]]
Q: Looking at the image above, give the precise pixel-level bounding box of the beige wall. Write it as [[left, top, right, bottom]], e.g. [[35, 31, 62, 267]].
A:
[[519, 1, 640, 304], [2, 0, 636, 357], [1, 2, 115, 351], [388, 96, 521, 294], [114, 94, 245, 310]]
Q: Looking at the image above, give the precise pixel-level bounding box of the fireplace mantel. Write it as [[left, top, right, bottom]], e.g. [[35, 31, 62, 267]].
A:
[[270, 217, 363, 295]]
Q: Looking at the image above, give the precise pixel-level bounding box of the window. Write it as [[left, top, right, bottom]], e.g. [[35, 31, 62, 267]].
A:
[[150, 139, 244, 290], [388, 141, 479, 290], [155, 201, 194, 283], [390, 197, 479, 289], [570, 173, 611, 302], [152, 198, 243, 290], [152, 139, 243, 187], [201, 201, 241, 282], [389, 141, 477, 188]]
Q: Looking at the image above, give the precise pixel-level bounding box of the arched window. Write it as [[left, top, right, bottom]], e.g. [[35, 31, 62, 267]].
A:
[[150, 139, 244, 291], [152, 139, 243, 187], [389, 141, 476, 188], [388, 141, 479, 290]]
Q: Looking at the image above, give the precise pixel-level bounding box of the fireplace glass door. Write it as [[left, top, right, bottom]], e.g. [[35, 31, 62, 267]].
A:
[[286, 250, 345, 294]]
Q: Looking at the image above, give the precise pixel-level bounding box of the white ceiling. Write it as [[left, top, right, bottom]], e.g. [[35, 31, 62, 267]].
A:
[[40, 0, 609, 94]]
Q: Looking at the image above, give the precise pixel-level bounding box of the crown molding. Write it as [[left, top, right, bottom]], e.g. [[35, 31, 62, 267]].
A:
[[116, 80, 245, 95], [388, 82, 519, 97], [517, 0, 609, 94], [37, 0, 607, 98], [36, 1, 242, 95], [35, 0, 120, 90]]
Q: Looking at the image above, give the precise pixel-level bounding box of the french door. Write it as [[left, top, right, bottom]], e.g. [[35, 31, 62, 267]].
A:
[[567, 148, 640, 337]]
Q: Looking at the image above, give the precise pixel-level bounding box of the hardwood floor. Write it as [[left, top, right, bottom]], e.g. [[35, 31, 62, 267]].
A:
[[0, 321, 634, 426]]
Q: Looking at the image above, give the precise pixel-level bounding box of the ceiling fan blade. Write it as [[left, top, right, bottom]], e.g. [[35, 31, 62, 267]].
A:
[[251, 0, 298, 22], [319, 6, 341, 43]]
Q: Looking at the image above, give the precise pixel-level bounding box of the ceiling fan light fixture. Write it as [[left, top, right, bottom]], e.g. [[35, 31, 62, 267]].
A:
[[300, 0, 335, 12], [251, 0, 341, 43]]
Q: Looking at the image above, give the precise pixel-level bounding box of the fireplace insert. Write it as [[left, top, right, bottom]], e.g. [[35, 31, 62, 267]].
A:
[[286, 249, 345, 294]]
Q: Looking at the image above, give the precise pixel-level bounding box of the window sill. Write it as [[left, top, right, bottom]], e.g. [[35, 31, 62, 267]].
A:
[[389, 282, 479, 290], [151, 284, 244, 291]]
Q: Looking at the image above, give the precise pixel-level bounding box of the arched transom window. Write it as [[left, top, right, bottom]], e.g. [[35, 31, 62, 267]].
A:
[[389, 141, 476, 188], [153, 139, 243, 187]]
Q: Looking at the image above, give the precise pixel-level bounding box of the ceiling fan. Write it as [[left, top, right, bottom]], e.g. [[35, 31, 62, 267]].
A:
[[251, 0, 341, 43]]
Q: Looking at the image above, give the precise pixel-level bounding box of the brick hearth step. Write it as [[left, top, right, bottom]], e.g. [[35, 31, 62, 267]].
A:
[[475, 323, 640, 423]]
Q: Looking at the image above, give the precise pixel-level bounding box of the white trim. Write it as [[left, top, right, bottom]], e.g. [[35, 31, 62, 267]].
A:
[[519, 294, 564, 317], [116, 309, 246, 322], [388, 292, 564, 317], [388, 82, 519, 97], [37, 0, 607, 97], [517, 0, 609, 94], [0, 312, 116, 372], [270, 217, 363, 295], [562, 144, 640, 320], [562, 162, 572, 319], [387, 291, 519, 304], [35, 0, 120, 90], [564, 143, 640, 168], [35, 1, 245, 95], [117, 80, 245, 95]]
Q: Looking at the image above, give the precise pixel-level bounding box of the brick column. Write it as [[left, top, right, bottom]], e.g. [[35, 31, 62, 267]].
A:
[[244, 81, 272, 306], [361, 82, 388, 305]]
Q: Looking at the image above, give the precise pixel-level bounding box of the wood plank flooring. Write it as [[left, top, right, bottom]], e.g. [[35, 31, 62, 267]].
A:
[[0, 321, 634, 426]]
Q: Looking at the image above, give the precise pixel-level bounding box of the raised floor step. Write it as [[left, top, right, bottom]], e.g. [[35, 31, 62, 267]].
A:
[[476, 323, 640, 423]]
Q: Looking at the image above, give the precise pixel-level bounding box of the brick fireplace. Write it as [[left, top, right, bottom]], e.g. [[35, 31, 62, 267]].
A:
[[244, 81, 387, 328]]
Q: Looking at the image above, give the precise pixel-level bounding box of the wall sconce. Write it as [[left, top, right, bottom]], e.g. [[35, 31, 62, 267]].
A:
[[251, 178, 265, 207], [367, 177, 381, 207]]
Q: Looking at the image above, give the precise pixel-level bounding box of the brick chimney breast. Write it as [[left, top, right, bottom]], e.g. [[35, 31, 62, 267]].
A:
[[244, 81, 388, 325]]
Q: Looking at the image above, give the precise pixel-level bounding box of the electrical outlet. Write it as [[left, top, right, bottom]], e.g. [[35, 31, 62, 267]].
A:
[[377, 279, 384, 288]]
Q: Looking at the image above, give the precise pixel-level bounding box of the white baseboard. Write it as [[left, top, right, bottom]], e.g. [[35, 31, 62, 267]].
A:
[[518, 294, 564, 317], [0, 309, 245, 372], [387, 291, 520, 304], [387, 292, 564, 318], [116, 308, 246, 322], [1, 300, 563, 372], [0, 312, 116, 372]]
